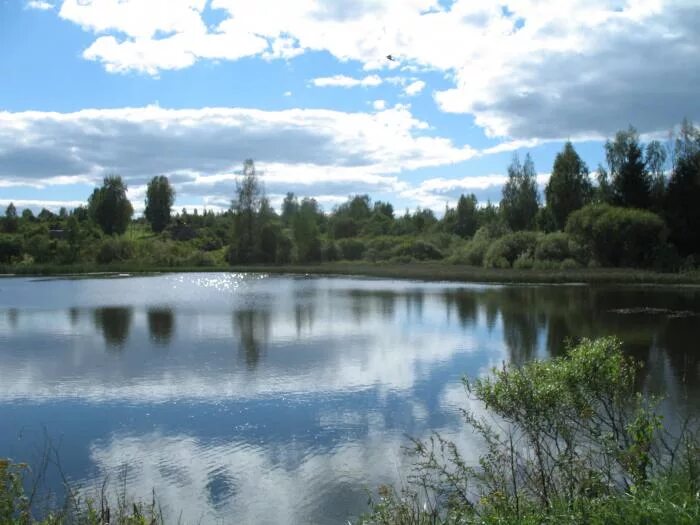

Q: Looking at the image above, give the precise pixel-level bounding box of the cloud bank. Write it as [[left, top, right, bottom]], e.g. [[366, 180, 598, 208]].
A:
[[52, 0, 700, 140]]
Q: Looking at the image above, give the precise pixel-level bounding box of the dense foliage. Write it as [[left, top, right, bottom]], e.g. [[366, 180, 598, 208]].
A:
[[1, 120, 699, 272]]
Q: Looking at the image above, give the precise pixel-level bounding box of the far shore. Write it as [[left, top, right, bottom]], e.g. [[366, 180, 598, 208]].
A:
[[3, 262, 700, 285]]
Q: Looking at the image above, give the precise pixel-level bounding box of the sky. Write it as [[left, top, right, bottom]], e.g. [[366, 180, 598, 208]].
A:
[[0, 0, 698, 215]]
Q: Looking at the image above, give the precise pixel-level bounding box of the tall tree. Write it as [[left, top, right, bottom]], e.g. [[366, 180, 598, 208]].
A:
[[293, 198, 322, 262], [605, 127, 651, 209], [88, 175, 133, 235], [545, 142, 592, 229], [3, 202, 18, 233], [501, 153, 540, 231], [455, 193, 478, 238], [281, 192, 299, 225], [665, 120, 700, 255], [231, 159, 263, 263], [144, 175, 175, 233], [645, 140, 668, 211]]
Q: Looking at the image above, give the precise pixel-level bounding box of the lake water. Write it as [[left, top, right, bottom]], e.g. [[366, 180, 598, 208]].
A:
[[1, 273, 698, 524]]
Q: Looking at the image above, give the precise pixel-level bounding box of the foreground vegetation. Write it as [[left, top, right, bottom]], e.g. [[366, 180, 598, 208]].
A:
[[360, 337, 700, 524], [1, 120, 699, 276], [2, 338, 698, 524]]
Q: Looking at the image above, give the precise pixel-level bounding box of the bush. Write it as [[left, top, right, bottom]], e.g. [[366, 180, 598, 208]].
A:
[[456, 238, 490, 266], [534, 232, 572, 262], [185, 250, 216, 267], [513, 253, 534, 269], [394, 240, 443, 261], [338, 238, 366, 260], [483, 231, 540, 268], [364, 238, 393, 261], [567, 204, 667, 267], [362, 337, 700, 525], [472, 222, 509, 244], [96, 238, 134, 264], [560, 257, 581, 270]]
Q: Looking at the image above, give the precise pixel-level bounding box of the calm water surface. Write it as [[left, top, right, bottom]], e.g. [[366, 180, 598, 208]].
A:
[[0, 273, 698, 524]]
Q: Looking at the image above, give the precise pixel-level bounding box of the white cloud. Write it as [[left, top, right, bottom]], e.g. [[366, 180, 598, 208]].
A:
[[0, 199, 84, 213], [283, 91, 292, 97], [0, 105, 477, 210], [403, 80, 426, 97], [402, 172, 551, 210], [53, 0, 699, 139], [311, 74, 382, 88], [25, 1, 54, 10], [372, 100, 386, 110]]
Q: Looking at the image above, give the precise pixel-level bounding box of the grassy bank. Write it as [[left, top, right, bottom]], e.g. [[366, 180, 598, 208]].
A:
[[2, 261, 700, 285]]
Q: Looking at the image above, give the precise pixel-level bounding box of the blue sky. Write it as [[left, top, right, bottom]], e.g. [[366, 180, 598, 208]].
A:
[[0, 0, 698, 214]]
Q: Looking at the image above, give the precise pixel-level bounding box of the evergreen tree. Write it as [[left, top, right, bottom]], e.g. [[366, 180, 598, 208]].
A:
[[665, 120, 700, 255], [545, 142, 592, 229], [605, 127, 651, 209]]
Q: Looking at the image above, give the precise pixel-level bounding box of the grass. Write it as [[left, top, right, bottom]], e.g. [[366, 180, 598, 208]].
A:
[[2, 261, 700, 285]]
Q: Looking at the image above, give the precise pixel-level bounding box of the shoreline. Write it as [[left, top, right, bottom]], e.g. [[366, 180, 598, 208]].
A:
[[2, 262, 700, 285]]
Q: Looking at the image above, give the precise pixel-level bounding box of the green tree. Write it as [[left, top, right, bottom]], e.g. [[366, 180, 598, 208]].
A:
[[3, 202, 18, 233], [88, 175, 134, 235], [665, 121, 700, 255], [281, 192, 299, 225], [501, 153, 540, 231], [545, 142, 592, 229], [293, 198, 322, 262], [21, 208, 34, 221], [646, 140, 668, 211], [454, 193, 478, 238], [230, 159, 262, 263], [144, 175, 175, 233], [605, 127, 651, 209]]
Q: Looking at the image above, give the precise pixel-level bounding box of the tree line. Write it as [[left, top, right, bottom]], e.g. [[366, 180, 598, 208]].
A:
[[1, 119, 699, 270]]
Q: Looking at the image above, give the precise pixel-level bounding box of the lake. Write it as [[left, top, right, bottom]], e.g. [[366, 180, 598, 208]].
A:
[[1, 273, 698, 524]]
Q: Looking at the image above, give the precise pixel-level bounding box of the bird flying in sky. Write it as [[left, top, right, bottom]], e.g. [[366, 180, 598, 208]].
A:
[[386, 54, 396, 61]]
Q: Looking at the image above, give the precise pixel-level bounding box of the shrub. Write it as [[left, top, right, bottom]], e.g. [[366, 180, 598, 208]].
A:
[[534, 232, 572, 262], [362, 337, 700, 525], [513, 253, 534, 269], [96, 238, 134, 264], [483, 231, 540, 268], [338, 238, 366, 260], [394, 240, 443, 261], [458, 238, 490, 266], [566, 204, 667, 267], [185, 250, 216, 267], [560, 257, 581, 270], [472, 222, 509, 244]]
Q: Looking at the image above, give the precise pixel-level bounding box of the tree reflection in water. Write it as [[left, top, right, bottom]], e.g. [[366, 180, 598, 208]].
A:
[[148, 308, 175, 345], [93, 307, 133, 349]]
